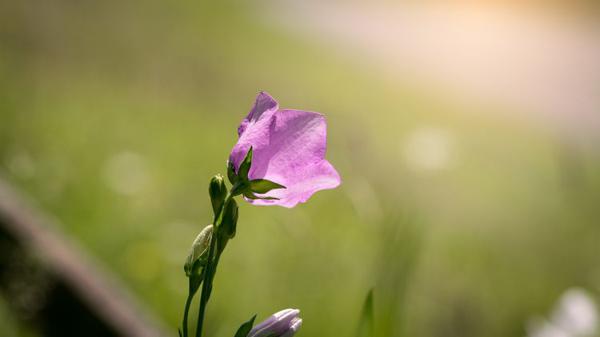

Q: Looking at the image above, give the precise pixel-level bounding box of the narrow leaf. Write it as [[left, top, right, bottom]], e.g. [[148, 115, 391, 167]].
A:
[[249, 179, 286, 194], [357, 289, 374, 337], [234, 314, 256, 337]]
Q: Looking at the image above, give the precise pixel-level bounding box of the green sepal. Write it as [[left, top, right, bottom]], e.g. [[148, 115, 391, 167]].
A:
[[233, 314, 256, 337], [184, 255, 205, 277], [237, 147, 253, 181], [227, 161, 239, 185], [188, 264, 205, 295], [178, 328, 182, 337], [228, 147, 286, 199], [243, 191, 279, 201], [249, 179, 286, 194]]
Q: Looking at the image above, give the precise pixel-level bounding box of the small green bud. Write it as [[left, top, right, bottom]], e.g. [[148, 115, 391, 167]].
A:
[[220, 198, 238, 239], [184, 224, 213, 277], [209, 175, 227, 215]]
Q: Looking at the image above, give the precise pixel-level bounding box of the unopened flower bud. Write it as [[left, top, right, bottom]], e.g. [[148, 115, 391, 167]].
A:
[[184, 224, 213, 277], [209, 175, 227, 215], [220, 198, 238, 239], [247, 309, 302, 337]]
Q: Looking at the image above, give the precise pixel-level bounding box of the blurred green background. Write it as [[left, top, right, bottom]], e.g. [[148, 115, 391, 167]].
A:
[[1, 1, 599, 337]]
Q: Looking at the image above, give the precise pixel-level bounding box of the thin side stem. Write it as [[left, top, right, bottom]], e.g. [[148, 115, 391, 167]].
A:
[[182, 291, 194, 337], [195, 194, 232, 337], [195, 235, 217, 337]]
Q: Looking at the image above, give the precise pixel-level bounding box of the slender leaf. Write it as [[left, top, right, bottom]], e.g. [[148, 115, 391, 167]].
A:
[[233, 314, 256, 337], [357, 289, 374, 337]]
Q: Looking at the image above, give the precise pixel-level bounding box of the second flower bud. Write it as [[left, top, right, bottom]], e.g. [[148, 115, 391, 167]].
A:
[[184, 224, 213, 278]]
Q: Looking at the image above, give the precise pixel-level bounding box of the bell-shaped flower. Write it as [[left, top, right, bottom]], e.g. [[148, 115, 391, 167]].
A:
[[229, 92, 340, 208]]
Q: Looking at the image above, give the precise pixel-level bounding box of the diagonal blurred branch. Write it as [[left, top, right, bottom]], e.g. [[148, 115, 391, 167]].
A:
[[0, 175, 173, 337]]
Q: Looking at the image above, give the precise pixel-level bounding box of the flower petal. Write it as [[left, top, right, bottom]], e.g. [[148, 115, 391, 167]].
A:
[[280, 318, 302, 337], [247, 159, 340, 208], [230, 107, 340, 208], [237, 91, 278, 136]]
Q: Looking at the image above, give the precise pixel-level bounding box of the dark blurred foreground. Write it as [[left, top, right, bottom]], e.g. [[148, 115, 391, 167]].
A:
[[0, 178, 169, 337]]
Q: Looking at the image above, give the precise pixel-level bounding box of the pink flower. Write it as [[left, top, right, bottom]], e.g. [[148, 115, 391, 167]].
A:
[[229, 92, 340, 208]]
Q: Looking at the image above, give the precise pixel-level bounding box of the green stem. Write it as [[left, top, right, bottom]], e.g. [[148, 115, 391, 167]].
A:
[[182, 291, 194, 337], [195, 194, 232, 337], [195, 235, 217, 337]]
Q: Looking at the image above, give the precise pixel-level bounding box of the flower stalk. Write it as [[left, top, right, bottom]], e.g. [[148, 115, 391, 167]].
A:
[[195, 192, 231, 337]]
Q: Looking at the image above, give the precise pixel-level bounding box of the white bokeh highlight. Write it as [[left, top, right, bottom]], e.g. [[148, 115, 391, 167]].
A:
[[403, 127, 456, 172]]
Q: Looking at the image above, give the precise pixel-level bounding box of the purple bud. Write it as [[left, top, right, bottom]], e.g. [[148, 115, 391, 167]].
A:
[[248, 308, 302, 337]]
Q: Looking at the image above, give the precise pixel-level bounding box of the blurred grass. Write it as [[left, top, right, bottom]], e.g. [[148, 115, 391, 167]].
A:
[[1, 1, 600, 337]]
